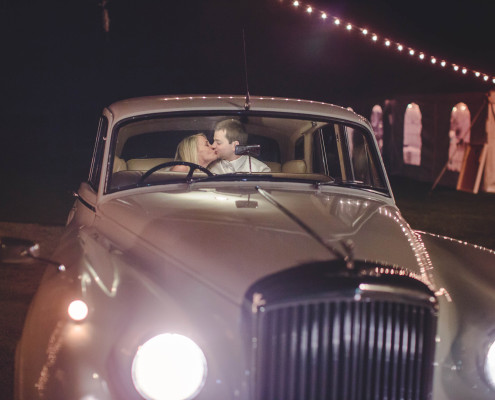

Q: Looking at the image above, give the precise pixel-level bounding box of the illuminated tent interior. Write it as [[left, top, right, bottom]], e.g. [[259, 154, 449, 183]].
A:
[[349, 91, 494, 193]]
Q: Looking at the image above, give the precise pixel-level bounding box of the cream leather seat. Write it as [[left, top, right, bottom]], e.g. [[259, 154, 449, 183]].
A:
[[113, 156, 128, 173], [282, 160, 306, 173], [265, 161, 281, 172], [126, 158, 174, 170]]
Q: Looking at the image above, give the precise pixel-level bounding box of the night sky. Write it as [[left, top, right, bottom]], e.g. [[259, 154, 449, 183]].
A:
[[1, 0, 494, 202], [3, 0, 494, 105]]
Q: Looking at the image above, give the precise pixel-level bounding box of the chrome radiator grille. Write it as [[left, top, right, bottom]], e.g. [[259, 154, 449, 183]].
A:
[[252, 297, 437, 400]]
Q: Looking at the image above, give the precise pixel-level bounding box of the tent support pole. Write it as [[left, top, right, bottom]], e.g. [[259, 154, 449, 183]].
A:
[[429, 98, 487, 195]]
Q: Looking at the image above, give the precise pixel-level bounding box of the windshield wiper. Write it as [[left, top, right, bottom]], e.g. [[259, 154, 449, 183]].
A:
[[317, 178, 380, 191], [256, 186, 355, 269]]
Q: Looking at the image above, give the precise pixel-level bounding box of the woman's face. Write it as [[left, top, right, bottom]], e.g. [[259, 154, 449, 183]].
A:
[[196, 136, 217, 166]]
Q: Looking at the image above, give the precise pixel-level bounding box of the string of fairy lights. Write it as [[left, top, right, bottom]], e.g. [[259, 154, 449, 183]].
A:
[[280, 0, 495, 85]]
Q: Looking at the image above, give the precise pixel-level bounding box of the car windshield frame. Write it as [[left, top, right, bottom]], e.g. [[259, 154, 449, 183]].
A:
[[104, 110, 390, 196]]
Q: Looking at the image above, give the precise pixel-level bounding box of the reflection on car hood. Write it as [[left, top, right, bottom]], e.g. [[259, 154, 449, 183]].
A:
[[98, 185, 433, 304]]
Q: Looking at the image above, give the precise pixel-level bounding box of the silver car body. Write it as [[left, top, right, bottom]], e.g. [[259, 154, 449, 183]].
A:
[[12, 95, 495, 399]]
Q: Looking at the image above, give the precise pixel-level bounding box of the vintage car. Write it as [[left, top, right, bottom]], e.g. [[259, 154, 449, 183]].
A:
[[3, 95, 495, 400]]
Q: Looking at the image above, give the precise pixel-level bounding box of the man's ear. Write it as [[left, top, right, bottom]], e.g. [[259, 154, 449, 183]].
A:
[[232, 140, 239, 147]]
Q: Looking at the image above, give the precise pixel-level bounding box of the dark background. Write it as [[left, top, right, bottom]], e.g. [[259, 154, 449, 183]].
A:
[[0, 3, 494, 397], [0, 0, 494, 224]]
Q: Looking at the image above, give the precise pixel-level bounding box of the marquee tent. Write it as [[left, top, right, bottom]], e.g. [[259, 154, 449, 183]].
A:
[[350, 91, 494, 193]]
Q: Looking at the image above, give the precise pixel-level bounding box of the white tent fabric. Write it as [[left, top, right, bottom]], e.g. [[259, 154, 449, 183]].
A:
[[403, 103, 422, 166], [482, 93, 495, 193], [371, 105, 384, 154], [448, 103, 471, 172]]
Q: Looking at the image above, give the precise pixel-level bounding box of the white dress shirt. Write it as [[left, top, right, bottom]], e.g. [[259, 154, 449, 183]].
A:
[[209, 156, 271, 174]]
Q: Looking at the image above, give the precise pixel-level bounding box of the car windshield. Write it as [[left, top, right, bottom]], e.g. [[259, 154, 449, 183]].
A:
[[107, 113, 387, 193]]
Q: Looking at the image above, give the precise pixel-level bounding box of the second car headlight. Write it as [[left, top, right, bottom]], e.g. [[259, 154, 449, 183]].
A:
[[132, 333, 207, 400], [485, 340, 495, 389]]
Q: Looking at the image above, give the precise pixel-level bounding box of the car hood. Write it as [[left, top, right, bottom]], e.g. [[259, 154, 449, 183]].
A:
[[98, 184, 434, 304]]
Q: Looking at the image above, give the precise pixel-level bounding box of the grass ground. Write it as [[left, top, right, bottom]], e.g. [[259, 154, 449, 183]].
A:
[[0, 223, 65, 400], [390, 176, 495, 250]]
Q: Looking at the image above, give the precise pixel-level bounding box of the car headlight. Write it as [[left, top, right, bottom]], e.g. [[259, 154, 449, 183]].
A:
[[67, 300, 89, 321], [485, 340, 495, 389], [132, 333, 207, 400]]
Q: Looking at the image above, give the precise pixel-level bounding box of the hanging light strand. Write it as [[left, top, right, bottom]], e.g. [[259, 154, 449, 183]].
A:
[[284, 0, 495, 84]]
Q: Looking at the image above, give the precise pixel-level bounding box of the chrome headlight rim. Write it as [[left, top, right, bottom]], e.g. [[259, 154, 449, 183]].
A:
[[131, 332, 207, 400], [484, 338, 495, 390]]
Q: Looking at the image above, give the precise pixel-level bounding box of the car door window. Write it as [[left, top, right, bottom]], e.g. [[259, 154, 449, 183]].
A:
[[313, 122, 385, 188], [312, 124, 344, 180]]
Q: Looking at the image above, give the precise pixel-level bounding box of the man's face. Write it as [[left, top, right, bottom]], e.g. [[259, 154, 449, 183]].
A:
[[212, 129, 237, 161]]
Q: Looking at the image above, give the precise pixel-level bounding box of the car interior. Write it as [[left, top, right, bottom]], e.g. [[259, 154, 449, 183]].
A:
[[106, 114, 385, 192]]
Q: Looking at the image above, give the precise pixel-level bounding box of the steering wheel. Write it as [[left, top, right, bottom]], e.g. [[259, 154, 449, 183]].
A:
[[138, 161, 213, 186]]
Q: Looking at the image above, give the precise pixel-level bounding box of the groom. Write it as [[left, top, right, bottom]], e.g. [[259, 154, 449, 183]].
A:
[[209, 119, 271, 174]]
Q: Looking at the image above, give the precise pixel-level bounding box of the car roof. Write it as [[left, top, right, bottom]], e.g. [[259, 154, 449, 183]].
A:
[[106, 95, 370, 127]]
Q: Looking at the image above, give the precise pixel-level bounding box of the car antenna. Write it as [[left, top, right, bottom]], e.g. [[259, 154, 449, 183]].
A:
[[242, 28, 251, 111]]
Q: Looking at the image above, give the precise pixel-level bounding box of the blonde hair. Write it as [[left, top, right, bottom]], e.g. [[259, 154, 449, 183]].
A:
[[174, 133, 207, 164]]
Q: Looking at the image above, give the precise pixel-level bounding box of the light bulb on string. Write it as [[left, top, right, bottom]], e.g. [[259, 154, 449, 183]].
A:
[[277, 1, 494, 85]]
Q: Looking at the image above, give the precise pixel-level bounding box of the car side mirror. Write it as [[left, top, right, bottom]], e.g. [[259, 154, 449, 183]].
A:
[[0, 237, 40, 264], [235, 144, 261, 157], [0, 236, 66, 271]]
